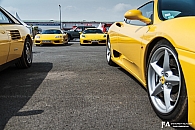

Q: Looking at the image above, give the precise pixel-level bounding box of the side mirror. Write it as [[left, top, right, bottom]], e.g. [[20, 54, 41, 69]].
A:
[[124, 9, 151, 24]]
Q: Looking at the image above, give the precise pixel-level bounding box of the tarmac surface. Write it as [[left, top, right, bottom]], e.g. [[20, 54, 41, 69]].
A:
[[0, 41, 181, 130]]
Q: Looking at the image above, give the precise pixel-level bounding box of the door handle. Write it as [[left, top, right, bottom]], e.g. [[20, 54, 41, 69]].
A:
[[116, 22, 124, 27]]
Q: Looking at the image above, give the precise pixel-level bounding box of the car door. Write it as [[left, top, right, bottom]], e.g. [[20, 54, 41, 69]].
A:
[[0, 11, 10, 65], [117, 2, 154, 78]]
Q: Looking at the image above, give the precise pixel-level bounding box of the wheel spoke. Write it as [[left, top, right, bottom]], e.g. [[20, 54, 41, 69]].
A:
[[163, 50, 171, 72], [163, 84, 172, 111], [25, 42, 32, 63], [150, 61, 163, 76], [151, 82, 163, 96], [106, 41, 111, 61], [166, 75, 180, 86], [107, 51, 110, 56]]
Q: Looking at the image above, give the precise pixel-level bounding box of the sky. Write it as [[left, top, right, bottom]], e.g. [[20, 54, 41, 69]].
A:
[[0, 0, 149, 22]]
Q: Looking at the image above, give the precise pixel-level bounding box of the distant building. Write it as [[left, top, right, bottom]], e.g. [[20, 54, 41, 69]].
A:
[[23, 20, 114, 31]]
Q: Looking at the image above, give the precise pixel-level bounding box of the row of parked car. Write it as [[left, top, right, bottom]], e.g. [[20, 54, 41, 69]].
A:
[[0, 5, 108, 74], [33, 26, 108, 46], [0, 7, 106, 71]]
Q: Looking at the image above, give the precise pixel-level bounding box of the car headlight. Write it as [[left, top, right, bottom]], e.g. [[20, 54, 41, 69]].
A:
[[81, 35, 85, 38], [35, 35, 40, 39], [103, 34, 107, 38]]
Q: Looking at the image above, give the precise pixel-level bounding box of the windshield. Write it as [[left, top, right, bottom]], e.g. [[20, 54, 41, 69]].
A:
[[42, 29, 62, 34], [83, 29, 103, 34], [158, 0, 195, 20]]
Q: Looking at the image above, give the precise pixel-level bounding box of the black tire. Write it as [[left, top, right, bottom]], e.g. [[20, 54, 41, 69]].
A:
[[106, 38, 117, 66], [147, 39, 187, 122], [15, 37, 33, 68]]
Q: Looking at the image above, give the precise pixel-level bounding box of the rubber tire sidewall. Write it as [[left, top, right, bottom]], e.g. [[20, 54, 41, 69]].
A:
[[106, 38, 116, 66], [16, 38, 33, 68]]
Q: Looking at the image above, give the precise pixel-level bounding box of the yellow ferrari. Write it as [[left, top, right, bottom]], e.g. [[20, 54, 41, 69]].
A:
[[80, 28, 107, 45], [34, 29, 68, 46], [0, 6, 33, 70], [106, 0, 195, 128]]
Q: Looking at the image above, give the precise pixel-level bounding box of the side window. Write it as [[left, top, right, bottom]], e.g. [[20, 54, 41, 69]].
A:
[[139, 2, 153, 20], [0, 10, 11, 23], [126, 2, 154, 26]]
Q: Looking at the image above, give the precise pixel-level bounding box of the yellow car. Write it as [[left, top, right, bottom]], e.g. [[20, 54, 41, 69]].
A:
[[80, 28, 107, 45], [34, 29, 68, 46], [106, 0, 195, 128], [0, 6, 33, 70]]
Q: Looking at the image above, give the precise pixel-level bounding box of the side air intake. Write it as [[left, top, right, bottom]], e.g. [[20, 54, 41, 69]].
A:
[[9, 30, 21, 40]]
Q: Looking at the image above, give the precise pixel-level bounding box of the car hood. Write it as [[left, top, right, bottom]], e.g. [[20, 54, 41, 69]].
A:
[[81, 34, 106, 39], [37, 34, 62, 39]]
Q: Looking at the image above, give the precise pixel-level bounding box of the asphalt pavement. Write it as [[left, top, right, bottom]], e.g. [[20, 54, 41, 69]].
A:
[[0, 41, 177, 130]]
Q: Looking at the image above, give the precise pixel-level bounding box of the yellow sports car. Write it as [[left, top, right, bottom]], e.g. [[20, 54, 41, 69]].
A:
[[34, 29, 68, 46], [80, 28, 107, 45], [106, 0, 195, 128], [0, 6, 33, 70]]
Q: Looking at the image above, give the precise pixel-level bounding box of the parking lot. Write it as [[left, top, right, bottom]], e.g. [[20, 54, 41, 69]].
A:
[[0, 41, 175, 130]]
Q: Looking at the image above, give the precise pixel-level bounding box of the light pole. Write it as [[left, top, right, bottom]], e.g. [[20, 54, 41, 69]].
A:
[[59, 5, 61, 29]]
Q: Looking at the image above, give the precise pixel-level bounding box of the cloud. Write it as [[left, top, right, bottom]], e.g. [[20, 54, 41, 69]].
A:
[[96, 7, 108, 12], [93, 4, 132, 21], [64, 6, 77, 11], [113, 3, 133, 13]]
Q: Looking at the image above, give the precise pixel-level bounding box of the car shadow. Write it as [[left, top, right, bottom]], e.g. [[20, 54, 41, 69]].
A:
[[117, 67, 147, 91], [35, 43, 73, 47], [80, 44, 106, 46], [0, 62, 53, 129]]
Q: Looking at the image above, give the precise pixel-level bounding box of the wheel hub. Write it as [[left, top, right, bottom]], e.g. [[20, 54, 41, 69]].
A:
[[160, 76, 166, 84]]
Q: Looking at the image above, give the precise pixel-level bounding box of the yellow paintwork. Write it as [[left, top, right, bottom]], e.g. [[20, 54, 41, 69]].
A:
[[108, 0, 195, 128], [34, 29, 68, 45], [0, 25, 9, 65], [0, 23, 31, 65], [80, 34, 107, 45], [80, 28, 107, 45]]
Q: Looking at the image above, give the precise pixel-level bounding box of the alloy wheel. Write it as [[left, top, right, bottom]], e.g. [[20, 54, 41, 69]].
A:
[[148, 47, 181, 114], [25, 41, 32, 64]]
